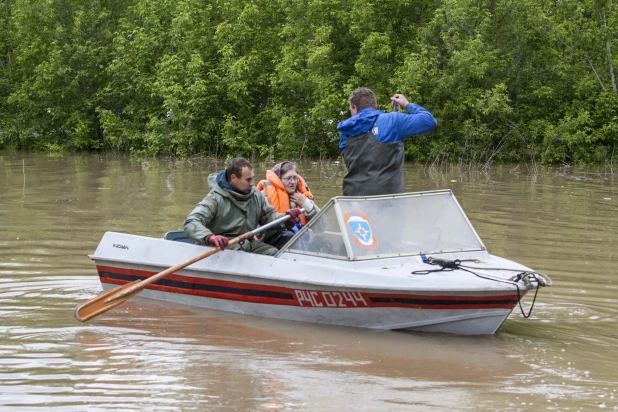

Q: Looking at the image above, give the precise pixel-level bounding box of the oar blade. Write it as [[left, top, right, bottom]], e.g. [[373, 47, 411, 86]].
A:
[[74, 280, 143, 322]]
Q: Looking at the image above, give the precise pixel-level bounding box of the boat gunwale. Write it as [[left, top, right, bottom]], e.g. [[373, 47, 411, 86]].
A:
[[89, 252, 531, 295], [280, 246, 489, 261]]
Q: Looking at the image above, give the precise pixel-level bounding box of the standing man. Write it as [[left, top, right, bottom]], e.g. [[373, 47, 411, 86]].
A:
[[183, 157, 301, 256], [337, 87, 438, 196]]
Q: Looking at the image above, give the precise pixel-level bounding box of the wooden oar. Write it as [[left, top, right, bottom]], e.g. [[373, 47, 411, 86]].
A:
[[74, 210, 303, 322]]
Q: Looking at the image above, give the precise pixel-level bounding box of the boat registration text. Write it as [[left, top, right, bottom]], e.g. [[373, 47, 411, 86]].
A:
[[295, 290, 368, 308]]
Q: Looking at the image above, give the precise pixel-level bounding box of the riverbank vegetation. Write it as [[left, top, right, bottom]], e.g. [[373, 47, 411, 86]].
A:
[[0, 0, 616, 164]]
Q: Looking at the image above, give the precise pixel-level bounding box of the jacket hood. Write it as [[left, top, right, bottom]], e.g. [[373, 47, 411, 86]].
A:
[[210, 170, 254, 201], [337, 108, 383, 151]]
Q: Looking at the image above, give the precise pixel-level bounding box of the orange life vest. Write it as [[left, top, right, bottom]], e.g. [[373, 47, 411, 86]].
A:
[[257, 170, 314, 227]]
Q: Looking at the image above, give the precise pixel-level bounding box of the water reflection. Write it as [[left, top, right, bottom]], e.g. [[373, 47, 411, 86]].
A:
[[0, 153, 617, 410]]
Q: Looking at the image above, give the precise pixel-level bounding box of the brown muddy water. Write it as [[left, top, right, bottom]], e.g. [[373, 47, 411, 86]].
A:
[[1, 153, 617, 411]]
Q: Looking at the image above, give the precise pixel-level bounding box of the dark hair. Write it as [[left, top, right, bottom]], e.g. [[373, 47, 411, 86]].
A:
[[226, 157, 253, 180], [273, 161, 297, 178], [349, 87, 378, 110]]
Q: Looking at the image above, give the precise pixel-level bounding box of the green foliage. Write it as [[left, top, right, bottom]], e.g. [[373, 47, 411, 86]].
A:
[[0, 0, 616, 164]]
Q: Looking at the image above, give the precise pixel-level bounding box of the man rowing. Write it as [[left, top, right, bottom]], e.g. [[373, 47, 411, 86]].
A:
[[183, 157, 301, 256]]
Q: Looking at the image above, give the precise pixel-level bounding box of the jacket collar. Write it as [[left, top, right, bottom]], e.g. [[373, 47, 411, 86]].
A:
[[337, 108, 384, 151], [337, 108, 383, 135]]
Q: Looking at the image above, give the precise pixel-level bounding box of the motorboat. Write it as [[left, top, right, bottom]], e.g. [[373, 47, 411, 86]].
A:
[[85, 190, 551, 334]]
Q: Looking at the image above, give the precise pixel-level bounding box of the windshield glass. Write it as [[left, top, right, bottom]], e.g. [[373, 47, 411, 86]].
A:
[[282, 205, 348, 258], [283, 190, 485, 260]]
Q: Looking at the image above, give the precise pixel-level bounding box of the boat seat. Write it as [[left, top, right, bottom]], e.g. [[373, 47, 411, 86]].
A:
[[163, 231, 194, 244]]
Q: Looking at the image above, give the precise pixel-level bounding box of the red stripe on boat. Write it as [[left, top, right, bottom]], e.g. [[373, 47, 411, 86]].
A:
[[97, 265, 518, 310]]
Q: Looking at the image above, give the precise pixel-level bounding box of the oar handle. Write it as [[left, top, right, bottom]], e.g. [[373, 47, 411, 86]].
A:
[[75, 208, 303, 322]]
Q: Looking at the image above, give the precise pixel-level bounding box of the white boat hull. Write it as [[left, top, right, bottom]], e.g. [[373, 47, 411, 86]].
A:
[[91, 233, 536, 335], [103, 282, 512, 335]]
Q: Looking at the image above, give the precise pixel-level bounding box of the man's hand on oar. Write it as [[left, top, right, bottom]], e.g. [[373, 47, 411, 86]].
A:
[[206, 234, 229, 249]]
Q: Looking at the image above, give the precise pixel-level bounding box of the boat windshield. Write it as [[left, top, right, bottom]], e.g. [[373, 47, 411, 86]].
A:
[[281, 190, 485, 260]]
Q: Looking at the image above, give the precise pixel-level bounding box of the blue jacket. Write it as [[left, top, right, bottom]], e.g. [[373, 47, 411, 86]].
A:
[[337, 103, 437, 151]]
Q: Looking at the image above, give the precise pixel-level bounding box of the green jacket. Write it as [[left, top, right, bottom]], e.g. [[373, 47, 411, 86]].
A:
[[184, 171, 287, 244]]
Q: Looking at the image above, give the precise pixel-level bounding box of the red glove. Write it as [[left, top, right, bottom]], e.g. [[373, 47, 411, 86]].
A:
[[206, 234, 229, 249], [286, 208, 302, 223]]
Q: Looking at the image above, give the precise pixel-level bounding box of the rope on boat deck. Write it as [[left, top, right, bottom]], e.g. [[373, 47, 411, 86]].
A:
[[411, 256, 549, 319], [411, 256, 483, 274]]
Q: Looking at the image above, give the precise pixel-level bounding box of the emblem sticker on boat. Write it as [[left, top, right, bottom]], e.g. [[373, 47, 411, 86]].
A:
[[344, 211, 378, 250]]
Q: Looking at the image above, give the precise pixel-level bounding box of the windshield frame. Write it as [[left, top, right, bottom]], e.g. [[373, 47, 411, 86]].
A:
[[278, 190, 487, 261]]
